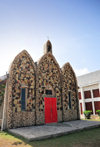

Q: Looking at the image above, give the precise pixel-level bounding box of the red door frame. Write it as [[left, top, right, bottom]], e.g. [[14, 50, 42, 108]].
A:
[[44, 97, 57, 124]]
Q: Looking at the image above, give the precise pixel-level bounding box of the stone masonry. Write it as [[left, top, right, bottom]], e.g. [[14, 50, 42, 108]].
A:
[[62, 63, 79, 121]]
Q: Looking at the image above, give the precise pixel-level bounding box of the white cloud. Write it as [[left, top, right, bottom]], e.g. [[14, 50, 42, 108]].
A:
[[75, 68, 89, 76]]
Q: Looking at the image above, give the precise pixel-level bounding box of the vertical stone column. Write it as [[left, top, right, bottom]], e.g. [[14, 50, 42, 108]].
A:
[[80, 87, 85, 117], [91, 89, 95, 115]]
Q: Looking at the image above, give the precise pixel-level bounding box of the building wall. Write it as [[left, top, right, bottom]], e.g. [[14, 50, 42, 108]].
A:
[[36, 53, 62, 124], [62, 63, 79, 121], [78, 84, 100, 117], [6, 50, 36, 128]]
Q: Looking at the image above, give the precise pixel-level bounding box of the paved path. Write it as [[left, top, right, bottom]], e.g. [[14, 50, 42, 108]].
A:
[[8, 120, 100, 141]]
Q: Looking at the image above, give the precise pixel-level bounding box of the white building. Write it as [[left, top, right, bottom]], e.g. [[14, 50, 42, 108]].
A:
[[77, 70, 100, 118]]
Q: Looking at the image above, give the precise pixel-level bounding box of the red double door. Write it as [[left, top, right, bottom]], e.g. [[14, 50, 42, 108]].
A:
[[44, 97, 57, 123]]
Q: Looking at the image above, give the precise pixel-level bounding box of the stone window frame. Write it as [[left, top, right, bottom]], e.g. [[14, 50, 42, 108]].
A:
[[21, 84, 28, 111]]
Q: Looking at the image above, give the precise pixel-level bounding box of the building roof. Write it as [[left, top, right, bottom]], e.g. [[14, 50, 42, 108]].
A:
[[77, 70, 100, 87], [0, 74, 8, 81]]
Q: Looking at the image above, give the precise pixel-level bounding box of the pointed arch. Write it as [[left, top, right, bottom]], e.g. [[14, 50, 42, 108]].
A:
[[9, 50, 36, 75], [6, 50, 36, 129], [37, 52, 60, 71], [62, 62, 79, 121], [36, 52, 62, 124]]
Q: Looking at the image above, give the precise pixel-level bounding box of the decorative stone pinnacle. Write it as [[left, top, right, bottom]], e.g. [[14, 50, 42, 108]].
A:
[[44, 40, 52, 54]]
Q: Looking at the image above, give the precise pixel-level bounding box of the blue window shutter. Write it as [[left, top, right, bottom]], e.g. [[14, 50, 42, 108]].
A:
[[21, 88, 26, 111]]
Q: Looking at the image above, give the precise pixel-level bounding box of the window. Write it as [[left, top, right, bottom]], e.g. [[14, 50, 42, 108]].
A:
[[94, 101, 100, 114], [84, 90, 91, 99], [78, 92, 81, 99], [68, 91, 71, 109], [85, 102, 93, 114], [46, 90, 52, 95], [21, 88, 26, 111], [93, 89, 100, 98]]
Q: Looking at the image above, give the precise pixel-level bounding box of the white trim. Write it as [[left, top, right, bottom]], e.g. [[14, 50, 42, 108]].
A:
[[80, 88, 85, 118], [79, 97, 100, 103], [91, 89, 95, 115]]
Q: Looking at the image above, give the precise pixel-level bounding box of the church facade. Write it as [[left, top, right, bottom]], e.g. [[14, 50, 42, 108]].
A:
[[2, 40, 80, 130]]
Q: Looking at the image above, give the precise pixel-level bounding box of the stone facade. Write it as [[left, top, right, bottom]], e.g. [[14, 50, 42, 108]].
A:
[[62, 63, 79, 121], [6, 50, 36, 128], [36, 53, 62, 124], [2, 40, 80, 130]]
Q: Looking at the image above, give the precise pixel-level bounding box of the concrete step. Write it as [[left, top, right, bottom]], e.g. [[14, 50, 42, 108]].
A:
[[8, 120, 100, 141]]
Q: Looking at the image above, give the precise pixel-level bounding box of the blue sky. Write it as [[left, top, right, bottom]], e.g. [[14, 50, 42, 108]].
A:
[[0, 0, 100, 76]]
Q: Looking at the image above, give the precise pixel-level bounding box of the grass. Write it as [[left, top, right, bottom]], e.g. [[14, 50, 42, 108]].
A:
[[0, 127, 100, 147], [0, 131, 31, 147], [82, 118, 100, 121], [87, 119, 100, 121]]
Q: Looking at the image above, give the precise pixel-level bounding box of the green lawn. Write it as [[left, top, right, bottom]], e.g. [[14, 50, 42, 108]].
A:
[[84, 118, 100, 121], [0, 127, 100, 147]]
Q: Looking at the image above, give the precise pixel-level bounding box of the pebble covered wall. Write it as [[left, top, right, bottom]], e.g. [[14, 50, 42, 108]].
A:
[[62, 63, 79, 121], [2, 40, 80, 129], [6, 51, 36, 128], [36, 53, 62, 124]]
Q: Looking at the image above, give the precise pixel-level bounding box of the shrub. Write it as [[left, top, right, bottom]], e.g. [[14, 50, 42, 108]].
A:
[[96, 110, 100, 117], [84, 110, 92, 119]]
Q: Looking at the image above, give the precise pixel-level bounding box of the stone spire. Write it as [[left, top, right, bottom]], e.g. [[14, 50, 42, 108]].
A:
[[44, 40, 52, 54]]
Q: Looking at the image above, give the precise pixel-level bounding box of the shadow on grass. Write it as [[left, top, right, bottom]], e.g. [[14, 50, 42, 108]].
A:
[[12, 141, 22, 145]]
